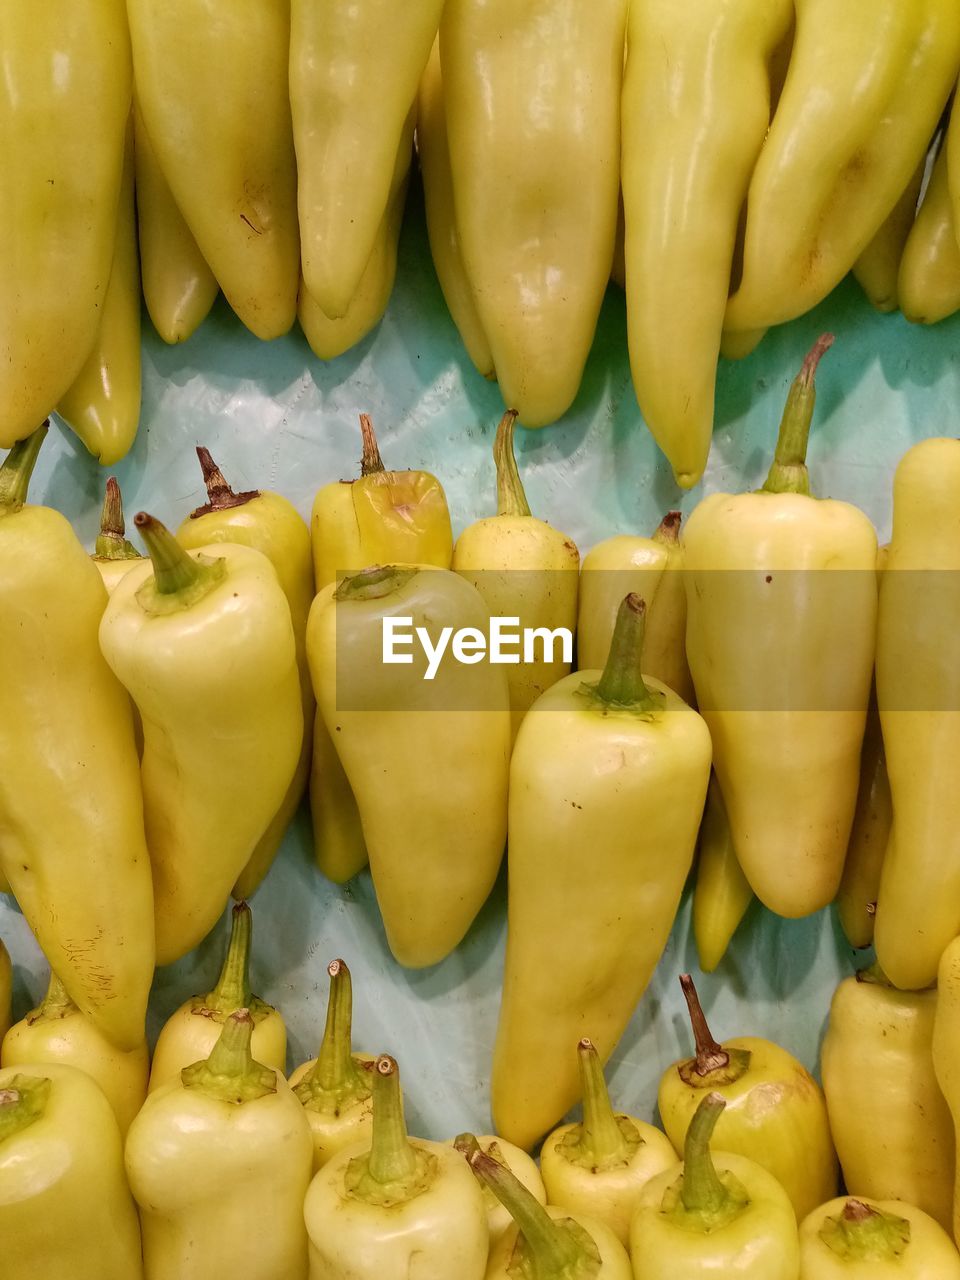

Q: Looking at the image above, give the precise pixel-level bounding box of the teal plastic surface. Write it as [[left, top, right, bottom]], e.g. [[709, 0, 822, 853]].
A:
[[3, 189, 959, 1141]]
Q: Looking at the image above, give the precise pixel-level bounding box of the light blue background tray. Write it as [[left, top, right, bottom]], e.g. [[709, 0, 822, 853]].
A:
[[4, 188, 958, 1141]]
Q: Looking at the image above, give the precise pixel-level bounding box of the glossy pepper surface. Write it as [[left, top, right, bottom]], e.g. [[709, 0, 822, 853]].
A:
[[682, 337, 878, 918], [0, 0, 131, 447], [0, 429, 154, 1050], [900, 140, 960, 326], [99, 515, 302, 965], [441, 0, 627, 427], [692, 776, 754, 974], [799, 1197, 960, 1278], [493, 596, 711, 1149]]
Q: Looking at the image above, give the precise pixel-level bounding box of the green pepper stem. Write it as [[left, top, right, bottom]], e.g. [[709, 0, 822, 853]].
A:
[[181, 1009, 276, 1103], [334, 564, 417, 603], [679, 975, 730, 1074], [95, 477, 141, 560], [819, 1199, 911, 1261], [314, 959, 355, 1091], [595, 594, 657, 710], [366, 1056, 418, 1185], [0, 423, 48, 514], [652, 510, 682, 546], [761, 333, 834, 496], [134, 512, 225, 611], [456, 1134, 585, 1274], [576, 1039, 629, 1166], [493, 409, 531, 518], [190, 446, 260, 515], [680, 1094, 730, 1214], [206, 902, 254, 1013], [359, 414, 386, 476], [0, 1075, 51, 1144]]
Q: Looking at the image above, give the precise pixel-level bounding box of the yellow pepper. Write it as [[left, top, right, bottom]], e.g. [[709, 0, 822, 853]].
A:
[[56, 118, 141, 466], [309, 565, 510, 967], [621, 0, 792, 487], [658, 975, 837, 1222], [457, 1133, 631, 1279], [874, 438, 960, 989], [933, 935, 960, 1243], [149, 902, 286, 1093], [692, 776, 754, 974], [0, 1062, 143, 1280], [126, 1009, 313, 1280], [452, 410, 580, 742], [417, 40, 494, 379], [133, 98, 218, 345], [305, 1056, 488, 1280], [177, 447, 314, 900], [0, 0, 131, 448], [288, 959, 375, 1172], [0, 940, 10, 1044], [0, 428, 154, 1050], [441, 0, 627, 428], [290, 0, 442, 320], [99, 514, 302, 965], [127, 0, 299, 340], [820, 965, 953, 1232], [799, 1197, 960, 1278], [900, 142, 960, 326], [92, 476, 144, 596], [539, 1038, 676, 1247], [836, 689, 891, 950], [449, 1134, 547, 1244], [853, 161, 925, 314], [682, 337, 878, 918], [1, 970, 148, 1140], [630, 1094, 800, 1279], [311, 413, 453, 591], [726, 0, 960, 332], [577, 512, 693, 705], [493, 595, 711, 1150]]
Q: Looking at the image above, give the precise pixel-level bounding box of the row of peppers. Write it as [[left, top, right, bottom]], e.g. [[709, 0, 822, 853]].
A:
[[6, 2, 960, 483], [5, 922, 960, 1278], [2, 337, 959, 1144]]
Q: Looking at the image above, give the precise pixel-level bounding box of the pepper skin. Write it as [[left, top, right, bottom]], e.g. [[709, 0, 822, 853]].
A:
[[0, 941, 10, 1044], [305, 1057, 488, 1280], [900, 142, 960, 325], [0, 0, 131, 447], [99, 515, 302, 965], [692, 775, 754, 974], [682, 338, 878, 918], [726, 0, 960, 331], [836, 688, 891, 950], [441, 0, 627, 427], [539, 1038, 676, 1246], [933, 935, 960, 1243], [659, 975, 837, 1223], [874, 439, 960, 989], [133, 98, 218, 344], [621, 0, 792, 488], [290, 0, 442, 320], [492, 596, 711, 1150], [453, 410, 580, 742], [852, 162, 925, 313], [577, 512, 693, 704], [820, 966, 953, 1231], [127, 0, 299, 339], [56, 117, 140, 466], [0, 429, 154, 1050], [799, 1197, 960, 1278], [1, 971, 148, 1140], [149, 902, 286, 1093], [309, 565, 510, 967], [177, 447, 314, 901], [126, 1010, 313, 1280], [417, 40, 494, 379], [630, 1094, 800, 1280], [0, 1062, 143, 1280]]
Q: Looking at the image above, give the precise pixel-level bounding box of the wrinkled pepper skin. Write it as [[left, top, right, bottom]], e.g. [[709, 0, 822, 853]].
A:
[[493, 599, 712, 1150], [0, 1063, 143, 1280], [441, 0, 627, 428], [621, 0, 792, 488], [1, 972, 148, 1140], [100, 524, 302, 965], [934, 936, 960, 1245], [133, 98, 218, 345], [309, 566, 511, 967], [821, 968, 953, 1231], [874, 439, 960, 990], [0, 432, 154, 1051], [57, 118, 141, 466], [853, 161, 925, 314], [900, 142, 960, 326], [417, 41, 494, 380], [127, 0, 299, 339], [726, 0, 960, 331], [799, 1197, 960, 1278], [177, 449, 314, 900], [0, 0, 131, 448], [290, 0, 442, 321]]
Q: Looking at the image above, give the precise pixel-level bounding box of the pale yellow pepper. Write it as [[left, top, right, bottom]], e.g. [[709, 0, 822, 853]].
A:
[[692, 775, 754, 974], [799, 1197, 960, 1278], [853, 161, 925, 314], [836, 689, 891, 950], [0, 941, 10, 1044], [900, 142, 960, 326], [933, 935, 960, 1242]]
